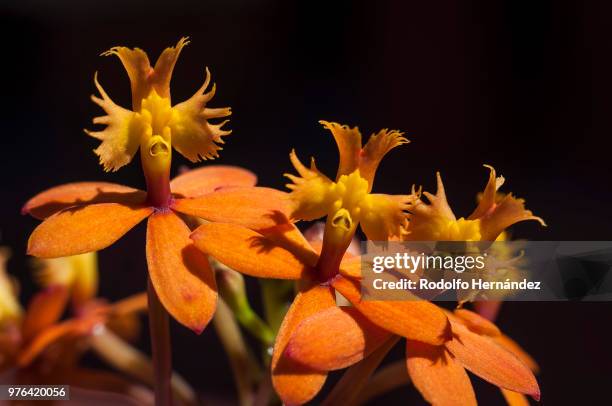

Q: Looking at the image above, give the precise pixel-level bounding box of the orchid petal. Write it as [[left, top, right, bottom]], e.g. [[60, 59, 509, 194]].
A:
[[260, 223, 320, 266], [445, 320, 540, 399], [191, 223, 309, 279], [22, 182, 146, 220], [150, 37, 190, 101], [17, 322, 79, 367], [21, 286, 69, 342], [284, 150, 336, 221], [468, 165, 505, 220], [339, 256, 362, 279], [272, 284, 336, 405], [478, 194, 546, 241], [285, 306, 391, 371], [453, 308, 501, 337], [359, 128, 408, 190], [28, 203, 153, 258], [101, 43, 152, 111], [320, 120, 362, 179], [405, 172, 459, 241], [169, 68, 231, 162], [332, 276, 450, 345], [18, 314, 103, 367], [85, 73, 148, 172], [406, 340, 477, 406], [173, 186, 292, 231], [494, 334, 540, 374], [360, 194, 411, 240], [146, 211, 217, 334], [170, 165, 256, 198]]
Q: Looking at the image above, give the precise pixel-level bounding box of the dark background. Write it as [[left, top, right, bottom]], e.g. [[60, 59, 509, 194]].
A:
[[1, 0, 611, 404]]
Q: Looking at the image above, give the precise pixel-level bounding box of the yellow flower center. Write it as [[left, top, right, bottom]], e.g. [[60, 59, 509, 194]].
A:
[[328, 171, 370, 228], [435, 218, 482, 241], [139, 91, 174, 142]]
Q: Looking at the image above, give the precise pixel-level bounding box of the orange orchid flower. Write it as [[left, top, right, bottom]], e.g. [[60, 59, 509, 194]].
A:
[[1, 250, 198, 405], [23, 38, 289, 333], [35, 253, 198, 404], [406, 309, 539, 406], [402, 166, 545, 304], [191, 121, 451, 405], [0, 249, 154, 403], [285, 306, 539, 405], [405, 165, 545, 242], [283, 250, 541, 405]]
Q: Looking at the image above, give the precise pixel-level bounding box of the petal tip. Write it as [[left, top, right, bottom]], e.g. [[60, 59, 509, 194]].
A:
[[190, 324, 206, 335], [529, 385, 541, 401]]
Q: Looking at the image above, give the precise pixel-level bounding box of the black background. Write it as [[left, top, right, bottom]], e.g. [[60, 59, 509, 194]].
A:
[[1, 0, 611, 404]]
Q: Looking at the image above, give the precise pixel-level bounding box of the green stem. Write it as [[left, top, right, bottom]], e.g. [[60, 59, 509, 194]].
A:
[[216, 266, 275, 347], [148, 278, 172, 406], [261, 279, 292, 335]]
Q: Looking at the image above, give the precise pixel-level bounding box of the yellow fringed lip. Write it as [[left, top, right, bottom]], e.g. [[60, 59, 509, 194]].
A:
[[85, 37, 232, 172], [405, 165, 546, 242], [285, 120, 414, 241]]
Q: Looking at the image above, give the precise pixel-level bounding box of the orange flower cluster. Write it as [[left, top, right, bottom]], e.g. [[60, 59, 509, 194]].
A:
[[22, 39, 545, 405], [0, 250, 169, 403]]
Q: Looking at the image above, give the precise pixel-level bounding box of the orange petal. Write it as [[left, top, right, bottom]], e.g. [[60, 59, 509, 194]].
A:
[[272, 283, 336, 405], [332, 276, 450, 345], [191, 223, 309, 279], [170, 165, 257, 198], [21, 286, 69, 342], [285, 306, 391, 371], [28, 203, 153, 258], [23, 182, 146, 220], [18, 311, 104, 367], [18, 321, 79, 367], [339, 256, 362, 279], [146, 211, 217, 333], [260, 223, 319, 266], [494, 334, 540, 374], [453, 308, 501, 337], [406, 340, 477, 406], [172, 187, 292, 231], [501, 388, 530, 406], [445, 320, 540, 399]]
